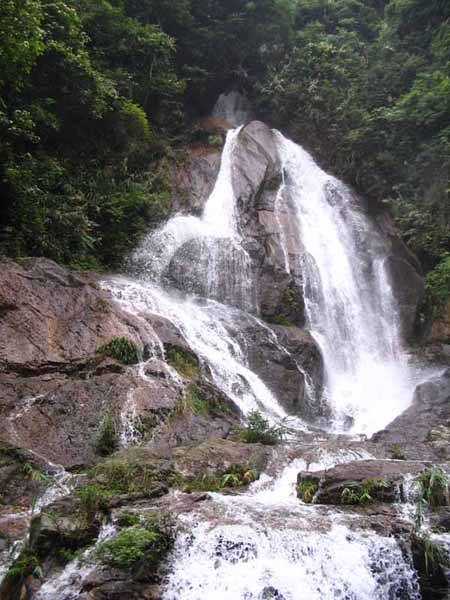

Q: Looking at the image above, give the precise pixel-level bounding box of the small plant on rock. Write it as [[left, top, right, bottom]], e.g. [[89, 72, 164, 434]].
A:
[[415, 467, 450, 529], [77, 484, 109, 518], [96, 337, 140, 365], [96, 523, 172, 573], [297, 479, 318, 503], [340, 479, 389, 505], [239, 411, 285, 446], [95, 414, 119, 456], [390, 444, 406, 460], [166, 346, 199, 378]]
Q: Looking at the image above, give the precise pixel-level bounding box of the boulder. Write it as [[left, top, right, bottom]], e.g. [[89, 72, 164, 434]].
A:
[[297, 459, 429, 505], [373, 369, 450, 461], [231, 122, 306, 327], [222, 310, 324, 420], [171, 438, 270, 479], [164, 237, 256, 312]]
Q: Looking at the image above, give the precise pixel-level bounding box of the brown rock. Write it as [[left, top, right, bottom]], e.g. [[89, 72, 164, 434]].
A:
[[298, 459, 430, 505]]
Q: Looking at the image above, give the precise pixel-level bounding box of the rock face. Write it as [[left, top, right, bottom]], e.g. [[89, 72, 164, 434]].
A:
[[430, 299, 450, 344], [229, 315, 325, 419], [297, 459, 429, 505], [0, 258, 242, 469], [376, 213, 425, 341], [232, 121, 307, 327], [166, 145, 222, 215], [372, 369, 450, 461]]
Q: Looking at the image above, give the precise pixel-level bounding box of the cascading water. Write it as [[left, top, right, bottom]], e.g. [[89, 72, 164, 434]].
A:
[[275, 134, 424, 434], [163, 448, 421, 600], [100, 122, 431, 599]]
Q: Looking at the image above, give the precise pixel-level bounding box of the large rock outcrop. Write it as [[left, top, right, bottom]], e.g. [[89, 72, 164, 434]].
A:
[[0, 258, 241, 469], [372, 369, 450, 461], [376, 213, 425, 341]]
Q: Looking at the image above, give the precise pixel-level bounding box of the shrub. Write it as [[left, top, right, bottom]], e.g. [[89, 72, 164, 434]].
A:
[[239, 411, 284, 445], [95, 415, 119, 456], [6, 546, 41, 581], [297, 478, 318, 503], [340, 479, 390, 505], [77, 485, 109, 518], [96, 337, 140, 365], [390, 444, 406, 460], [96, 524, 172, 572], [416, 467, 450, 529], [424, 255, 450, 319], [175, 466, 259, 493], [166, 346, 199, 378]]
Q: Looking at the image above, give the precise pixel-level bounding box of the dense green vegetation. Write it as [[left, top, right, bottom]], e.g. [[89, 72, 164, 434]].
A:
[[238, 410, 285, 445], [0, 0, 448, 310]]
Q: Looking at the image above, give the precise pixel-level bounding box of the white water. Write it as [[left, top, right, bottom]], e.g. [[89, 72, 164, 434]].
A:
[[163, 450, 420, 600], [276, 134, 425, 434]]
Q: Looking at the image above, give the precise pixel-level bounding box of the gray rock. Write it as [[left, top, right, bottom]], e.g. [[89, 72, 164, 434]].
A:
[[372, 369, 450, 461], [298, 459, 430, 505]]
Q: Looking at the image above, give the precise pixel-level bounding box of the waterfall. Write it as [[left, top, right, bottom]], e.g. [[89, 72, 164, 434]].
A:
[[275, 134, 421, 434], [99, 122, 429, 600]]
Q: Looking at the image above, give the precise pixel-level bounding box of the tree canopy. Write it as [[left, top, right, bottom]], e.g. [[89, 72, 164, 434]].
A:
[[0, 0, 448, 299]]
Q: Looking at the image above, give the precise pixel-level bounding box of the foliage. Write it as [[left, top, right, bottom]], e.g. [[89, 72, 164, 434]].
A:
[[238, 410, 285, 445], [258, 0, 450, 289], [297, 478, 319, 503], [96, 523, 172, 572], [166, 347, 200, 378], [424, 255, 450, 318], [421, 533, 446, 576], [95, 414, 119, 457], [0, 0, 448, 291], [96, 337, 140, 365], [415, 466, 449, 529], [390, 444, 406, 460], [116, 511, 141, 528], [175, 466, 259, 493], [272, 314, 295, 327], [6, 546, 41, 582], [91, 456, 164, 496], [171, 383, 231, 420], [76, 484, 109, 518], [340, 478, 390, 505]]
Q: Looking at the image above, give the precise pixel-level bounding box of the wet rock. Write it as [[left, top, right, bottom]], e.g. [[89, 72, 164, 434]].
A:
[[430, 299, 450, 344], [226, 311, 324, 420], [232, 122, 306, 327], [377, 213, 424, 341], [171, 438, 270, 479], [167, 145, 222, 215], [0, 445, 42, 509], [34, 495, 101, 551], [164, 237, 254, 311], [0, 257, 146, 368], [0, 367, 180, 469], [373, 369, 450, 461], [298, 459, 429, 505], [212, 91, 254, 128], [412, 534, 450, 600]]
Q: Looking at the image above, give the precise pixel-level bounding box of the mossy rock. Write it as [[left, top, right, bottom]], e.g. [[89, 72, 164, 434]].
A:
[[165, 344, 200, 378]]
